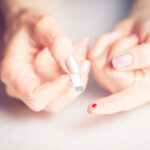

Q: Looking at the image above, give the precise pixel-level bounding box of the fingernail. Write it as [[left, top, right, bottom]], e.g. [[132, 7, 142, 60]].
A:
[[65, 56, 79, 74], [77, 37, 90, 52], [84, 60, 91, 74], [82, 37, 90, 48], [92, 103, 97, 108], [112, 29, 122, 37], [130, 33, 137, 38], [112, 53, 132, 69]]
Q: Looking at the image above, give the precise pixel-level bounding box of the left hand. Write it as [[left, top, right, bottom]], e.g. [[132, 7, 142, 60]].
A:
[[88, 16, 150, 114]]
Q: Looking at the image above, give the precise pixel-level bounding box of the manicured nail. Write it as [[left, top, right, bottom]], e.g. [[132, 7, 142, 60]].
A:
[[92, 103, 97, 108], [82, 37, 90, 48], [112, 53, 132, 69], [77, 37, 90, 52], [84, 60, 91, 74], [130, 33, 137, 38], [112, 29, 122, 37], [65, 56, 79, 74]]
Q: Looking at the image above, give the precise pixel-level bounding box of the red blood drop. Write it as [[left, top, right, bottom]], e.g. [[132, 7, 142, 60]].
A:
[[92, 103, 97, 108]]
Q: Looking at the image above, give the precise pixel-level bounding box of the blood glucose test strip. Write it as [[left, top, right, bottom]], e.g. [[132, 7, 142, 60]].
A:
[[71, 74, 84, 92]]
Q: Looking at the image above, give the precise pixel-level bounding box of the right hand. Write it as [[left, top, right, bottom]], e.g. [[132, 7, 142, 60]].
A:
[[0, 10, 90, 112]]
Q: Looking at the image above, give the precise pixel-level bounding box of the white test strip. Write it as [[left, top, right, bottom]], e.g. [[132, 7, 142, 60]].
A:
[[71, 74, 84, 92]]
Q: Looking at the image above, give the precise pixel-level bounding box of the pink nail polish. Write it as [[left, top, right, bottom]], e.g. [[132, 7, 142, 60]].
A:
[[112, 53, 132, 69], [92, 103, 97, 108], [84, 60, 91, 74], [129, 33, 137, 38], [82, 37, 90, 48], [112, 29, 122, 37], [77, 37, 90, 52], [65, 56, 79, 74]]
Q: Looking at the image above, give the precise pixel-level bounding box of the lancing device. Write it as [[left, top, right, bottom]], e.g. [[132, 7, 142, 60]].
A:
[[71, 74, 84, 92]]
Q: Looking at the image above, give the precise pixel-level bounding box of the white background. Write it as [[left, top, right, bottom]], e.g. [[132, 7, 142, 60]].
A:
[[0, 0, 150, 150]]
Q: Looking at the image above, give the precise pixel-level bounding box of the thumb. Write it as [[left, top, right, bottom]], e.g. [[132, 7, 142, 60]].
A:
[[33, 16, 79, 74], [88, 85, 150, 114], [112, 44, 150, 71]]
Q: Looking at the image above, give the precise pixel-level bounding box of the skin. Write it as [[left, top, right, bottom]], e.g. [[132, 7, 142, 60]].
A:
[[88, 0, 150, 114], [0, 1, 90, 112], [1, 0, 150, 115]]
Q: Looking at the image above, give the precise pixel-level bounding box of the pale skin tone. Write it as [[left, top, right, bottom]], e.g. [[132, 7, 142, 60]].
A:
[[88, 0, 150, 114], [0, 0, 91, 112], [0, 0, 150, 114]]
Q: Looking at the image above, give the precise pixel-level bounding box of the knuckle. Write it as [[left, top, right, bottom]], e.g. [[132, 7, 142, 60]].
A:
[[5, 87, 14, 97], [28, 98, 43, 112], [35, 15, 57, 29], [51, 34, 69, 49], [25, 92, 42, 112], [0, 61, 5, 82], [14, 74, 27, 91], [0, 59, 11, 83], [92, 58, 104, 70], [5, 87, 12, 96]]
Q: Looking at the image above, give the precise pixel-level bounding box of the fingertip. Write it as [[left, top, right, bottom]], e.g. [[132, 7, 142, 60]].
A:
[[111, 29, 122, 38], [76, 37, 90, 53], [88, 99, 120, 115], [87, 106, 94, 114], [82, 37, 90, 48], [111, 53, 133, 70], [88, 50, 95, 60], [88, 31, 122, 60], [87, 103, 98, 114], [87, 108, 94, 114]]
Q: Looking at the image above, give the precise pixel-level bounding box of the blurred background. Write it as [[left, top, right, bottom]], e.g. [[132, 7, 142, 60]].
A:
[[1, 0, 150, 150]]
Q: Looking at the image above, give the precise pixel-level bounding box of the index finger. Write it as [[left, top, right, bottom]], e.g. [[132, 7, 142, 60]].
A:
[[1, 28, 71, 112], [33, 16, 80, 74]]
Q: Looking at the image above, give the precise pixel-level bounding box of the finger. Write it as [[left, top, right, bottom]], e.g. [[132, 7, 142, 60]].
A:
[[33, 16, 79, 74], [33, 48, 62, 81], [33, 37, 90, 81], [5, 86, 21, 100], [7, 57, 71, 112], [114, 18, 135, 37], [1, 57, 70, 112], [88, 29, 122, 59], [1, 28, 71, 112], [74, 37, 90, 62], [15, 70, 71, 112], [133, 18, 150, 43], [89, 18, 135, 60], [45, 60, 91, 113], [44, 39, 90, 113], [145, 34, 150, 43], [112, 43, 150, 70], [88, 85, 150, 114], [109, 34, 139, 58]]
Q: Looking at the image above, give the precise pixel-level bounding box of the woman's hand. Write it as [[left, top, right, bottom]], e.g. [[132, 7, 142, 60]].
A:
[[88, 16, 150, 114], [0, 10, 90, 112]]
